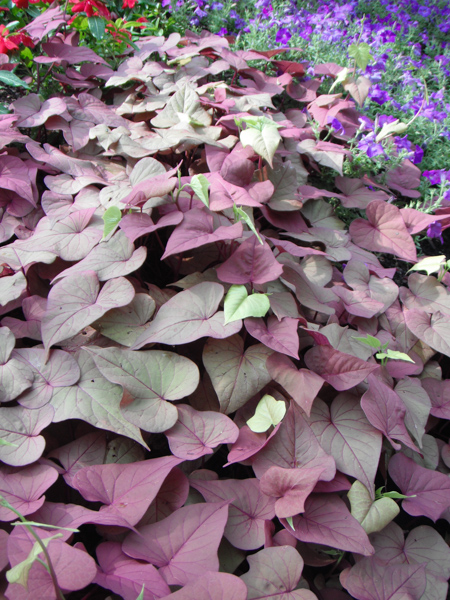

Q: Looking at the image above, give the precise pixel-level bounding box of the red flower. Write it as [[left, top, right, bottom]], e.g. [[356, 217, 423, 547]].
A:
[[12, 0, 29, 8], [0, 25, 19, 54], [10, 31, 34, 48], [70, 0, 110, 18], [136, 16, 147, 27], [122, 0, 136, 7]]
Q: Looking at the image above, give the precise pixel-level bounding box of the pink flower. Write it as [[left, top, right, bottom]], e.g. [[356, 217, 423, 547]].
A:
[[70, 0, 110, 18], [122, 0, 136, 8]]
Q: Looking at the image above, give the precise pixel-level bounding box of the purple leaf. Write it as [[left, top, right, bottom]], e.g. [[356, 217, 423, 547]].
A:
[[361, 373, 419, 452], [281, 264, 337, 315], [400, 273, 450, 315], [88, 348, 199, 433], [208, 172, 263, 211], [334, 176, 389, 209], [241, 546, 317, 600], [394, 377, 431, 446], [0, 155, 34, 204], [160, 572, 248, 600], [122, 501, 229, 585], [0, 350, 34, 404], [41, 40, 109, 65], [0, 404, 54, 466], [385, 159, 421, 198], [94, 542, 170, 600], [1, 295, 46, 341], [132, 282, 241, 348], [388, 453, 450, 521], [309, 394, 382, 495], [46, 432, 107, 487], [340, 556, 426, 600], [0, 463, 58, 521], [190, 478, 275, 550], [284, 494, 374, 555], [42, 272, 135, 359], [267, 353, 324, 416], [244, 316, 299, 359], [252, 402, 336, 481], [404, 309, 450, 357], [225, 424, 281, 466], [141, 467, 189, 525], [119, 211, 183, 243], [203, 335, 273, 414], [165, 404, 239, 459], [349, 200, 417, 262], [220, 144, 255, 186], [13, 348, 80, 408], [260, 466, 326, 518], [72, 456, 182, 526], [304, 345, 378, 391], [421, 378, 450, 419], [23, 4, 68, 40], [14, 94, 68, 128], [51, 349, 146, 447], [0, 530, 8, 571], [162, 208, 243, 259], [216, 237, 283, 285]]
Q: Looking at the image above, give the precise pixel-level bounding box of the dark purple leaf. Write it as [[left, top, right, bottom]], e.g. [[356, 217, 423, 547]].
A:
[[225, 424, 281, 466], [119, 211, 183, 243], [244, 316, 299, 358], [216, 237, 283, 285]]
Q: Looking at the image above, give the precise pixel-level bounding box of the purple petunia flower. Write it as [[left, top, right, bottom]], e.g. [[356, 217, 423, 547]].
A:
[[423, 170, 450, 185], [369, 84, 391, 105], [275, 27, 292, 45], [358, 133, 385, 158], [427, 221, 444, 244]]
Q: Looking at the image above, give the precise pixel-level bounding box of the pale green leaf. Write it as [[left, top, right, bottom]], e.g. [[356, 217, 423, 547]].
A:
[[328, 67, 350, 93], [376, 349, 415, 363], [0, 437, 16, 447], [407, 255, 446, 276], [102, 206, 122, 240], [348, 42, 372, 71], [12, 521, 79, 532], [189, 174, 210, 208], [247, 394, 286, 433], [6, 534, 62, 588], [375, 119, 408, 142], [224, 285, 270, 324], [233, 205, 263, 244], [353, 335, 381, 349], [0, 71, 29, 89], [240, 122, 281, 167], [135, 585, 145, 600], [348, 480, 399, 534], [286, 516, 295, 530]]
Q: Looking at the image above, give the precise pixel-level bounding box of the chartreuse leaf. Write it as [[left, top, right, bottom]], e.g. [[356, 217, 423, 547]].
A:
[[0, 437, 16, 446], [6, 534, 63, 587], [135, 585, 145, 600], [88, 16, 106, 39], [247, 394, 286, 433], [353, 335, 381, 349], [102, 206, 122, 240], [348, 480, 399, 535], [407, 255, 447, 276], [285, 516, 295, 530], [233, 205, 263, 244], [0, 71, 30, 89], [348, 42, 372, 70], [12, 521, 79, 532], [376, 349, 415, 363], [189, 174, 210, 208], [375, 486, 414, 500], [375, 119, 408, 143], [328, 66, 350, 93], [224, 285, 270, 324], [239, 117, 281, 167]]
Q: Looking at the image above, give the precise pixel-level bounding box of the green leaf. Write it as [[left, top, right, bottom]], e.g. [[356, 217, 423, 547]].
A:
[[223, 285, 270, 324], [328, 66, 350, 93], [353, 335, 381, 349], [247, 394, 286, 433], [0, 437, 16, 446], [233, 205, 263, 244], [102, 206, 122, 240], [381, 491, 415, 499], [348, 480, 399, 535], [135, 585, 145, 600], [88, 16, 106, 39], [375, 118, 408, 142], [189, 174, 210, 208], [286, 516, 295, 530], [348, 42, 372, 70], [6, 534, 63, 587], [12, 521, 79, 532], [0, 71, 29, 89], [376, 349, 415, 363], [407, 255, 446, 276], [240, 121, 281, 167], [20, 47, 34, 68]]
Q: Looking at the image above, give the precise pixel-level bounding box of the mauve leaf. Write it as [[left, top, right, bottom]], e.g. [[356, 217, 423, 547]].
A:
[[225, 424, 280, 466], [119, 211, 183, 244], [42, 40, 109, 65], [394, 377, 431, 447], [421, 378, 450, 419], [347, 481, 399, 534], [281, 264, 337, 315], [51, 349, 146, 447], [245, 316, 300, 359], [190, 478, 275, 550], [133, 282, 241, 348], [122, 501, 229, 585], [165, 404, 238, 459], [349, 201, 417, 262], [361, 374, 419, 452], [0, 404, 54, 466], [13, 348, 80, 409], [0, 464, 58, 521], [252, 402, 336, 481], [283, 494, 374, 555], [0, 271, 27, 307], [0, 530, 8, 571], [0, 156, 34, 204], [404, 309, 450, 357], [0, 354, 34, 404], [385, 159, 421, 198], [334, 176, 389, 209], [388, 453, 450, 521], [0, 326, 15, 364], [340, 556, 426, 600], [240, 546, 317, 600], [260, 466, 326, 518], [309, 394, 382, 495], [94, 542, 170, 600], [142, 467, 189, 525], [297, 139, 348, 175], [203, 335, 273, 414], [208, 172, 264, 211], [304, 345, 378, 391], [1, 295, 45, 342], [162, 208, 243, 259], [47, 432, 106, 486], [371, 522, 450, 600], [267, 353, 324, 415], [160, 572, 247, 600], [217, 237, 283, 285], [224, 285, 270, 324], [72, 456, 182, 527], [51, 231, 147, 283], [42, 272, 135, 360], [89, 348, 199, 433], [400, 273, 450, 315]]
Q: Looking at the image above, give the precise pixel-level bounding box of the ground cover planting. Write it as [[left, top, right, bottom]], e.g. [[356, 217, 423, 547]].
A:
[[0, 0, 449, 599]]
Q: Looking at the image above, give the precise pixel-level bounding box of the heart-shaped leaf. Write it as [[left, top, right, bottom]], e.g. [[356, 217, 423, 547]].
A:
[[348, 481, 399, 534], [247, 394, 287, 433], [224, 285, 270, 324]]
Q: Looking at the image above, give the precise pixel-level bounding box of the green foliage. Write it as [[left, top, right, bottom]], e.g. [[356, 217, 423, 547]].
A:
[[224, 285, 270, 324]]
